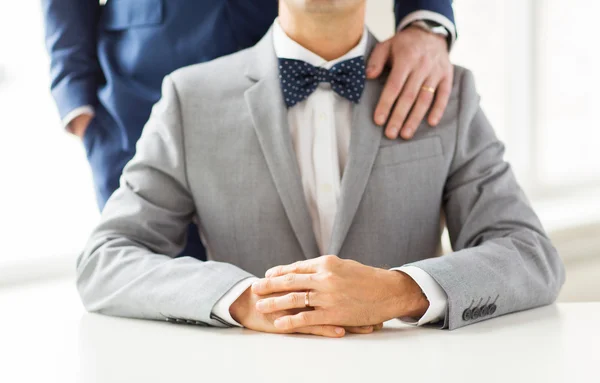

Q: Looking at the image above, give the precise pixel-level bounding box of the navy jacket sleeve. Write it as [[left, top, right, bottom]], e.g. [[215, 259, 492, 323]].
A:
[[42, 0, 102, 120], [394, 0, 455, 28]]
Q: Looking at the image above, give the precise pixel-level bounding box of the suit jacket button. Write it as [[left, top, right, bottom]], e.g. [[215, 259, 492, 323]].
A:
[[462, 309, 472, 321], [472, 307, 481, 320], [488, 304, 497, 315]]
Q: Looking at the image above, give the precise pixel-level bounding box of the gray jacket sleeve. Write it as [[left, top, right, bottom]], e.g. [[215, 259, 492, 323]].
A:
[[409, 68, 565, 330], [76, 76, 254, 327]]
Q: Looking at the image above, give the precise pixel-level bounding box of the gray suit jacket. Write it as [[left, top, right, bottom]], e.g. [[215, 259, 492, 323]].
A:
[[77, 29, 565, 330]]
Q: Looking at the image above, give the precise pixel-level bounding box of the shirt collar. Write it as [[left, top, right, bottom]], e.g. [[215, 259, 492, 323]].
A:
[[273, 18, 368, 70]]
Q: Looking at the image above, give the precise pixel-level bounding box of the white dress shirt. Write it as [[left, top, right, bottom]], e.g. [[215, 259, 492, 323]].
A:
[[212, 20, 448, 327]]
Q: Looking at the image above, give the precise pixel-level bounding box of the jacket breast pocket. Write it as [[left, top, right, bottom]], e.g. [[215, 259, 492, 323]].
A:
[[101, 0, 164, 30], [375, 136, 443, 167]]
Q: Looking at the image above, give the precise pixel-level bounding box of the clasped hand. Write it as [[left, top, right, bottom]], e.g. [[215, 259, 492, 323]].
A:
[[231, 255, 429, 338]]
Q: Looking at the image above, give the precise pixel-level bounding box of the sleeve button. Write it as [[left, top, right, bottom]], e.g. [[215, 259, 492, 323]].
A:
[[462, 309, 472, 321], [480, 305, 489, 317]]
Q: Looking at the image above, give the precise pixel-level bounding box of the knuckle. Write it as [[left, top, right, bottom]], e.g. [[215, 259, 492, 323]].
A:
[[433, 100, 447, 113], [394, 100, 411, 113], [407, 47, 421, 61], [268, 299, 277, 310], [289, 262, 299, 273], [263, 279, 271, 290], [290, 293, 300, 306], [297, 312, 308, 326], [284, 273, 295, 284], [420, 91, 434, 103], [286, 316, 294, 329], [377, 103, 393, 118], [321, 292, 334, 304], [317, 270, 330, 279], [404, 120, 417, 131], [322, 255, 339, 266], [368, 50, 385, 65], [417, 89, 431, 100], [438, 64, 451, 76], [315, 272, 328, 283], [322, 271, 336, 284], [387, 113, 403, 126], [404, 90, 418, 101], [386, 82, 402, 96]]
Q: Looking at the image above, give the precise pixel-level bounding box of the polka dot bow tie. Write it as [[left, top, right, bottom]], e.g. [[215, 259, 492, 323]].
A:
[[278, 57, 366, 108]]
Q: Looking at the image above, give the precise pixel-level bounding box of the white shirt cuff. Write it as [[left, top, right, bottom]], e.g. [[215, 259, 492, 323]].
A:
[[398, 10, 457, 50], [391, 265, 448, 326], [62, 105, 95, 130], [211, 277, 258, 327]]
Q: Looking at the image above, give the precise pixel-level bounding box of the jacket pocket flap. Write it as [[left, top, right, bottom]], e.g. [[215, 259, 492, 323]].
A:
[[376, 136, 443, 166]]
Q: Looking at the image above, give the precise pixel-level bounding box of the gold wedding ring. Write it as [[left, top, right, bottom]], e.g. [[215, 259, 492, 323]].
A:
[[421, 85, 436, 93], [305, 291, 311, 308]]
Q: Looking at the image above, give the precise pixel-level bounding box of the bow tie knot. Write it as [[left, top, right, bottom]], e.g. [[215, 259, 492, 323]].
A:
[[278, 57, 366, 108]]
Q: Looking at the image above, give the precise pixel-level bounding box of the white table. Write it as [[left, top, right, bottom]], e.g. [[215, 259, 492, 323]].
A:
[[1, 279, 599, 383]]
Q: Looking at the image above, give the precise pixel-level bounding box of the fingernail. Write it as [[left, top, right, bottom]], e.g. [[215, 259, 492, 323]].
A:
[[335, 328, 344, 335]]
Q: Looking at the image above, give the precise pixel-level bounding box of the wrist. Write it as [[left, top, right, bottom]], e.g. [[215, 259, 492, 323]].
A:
[[229, 286, 253, 325], [68, 113, 92, 139], [385, 270, 429, 319], [406, 22, 449, 50]]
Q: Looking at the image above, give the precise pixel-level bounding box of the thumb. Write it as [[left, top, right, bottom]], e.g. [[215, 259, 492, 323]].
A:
[[366, 40, 391, 79]]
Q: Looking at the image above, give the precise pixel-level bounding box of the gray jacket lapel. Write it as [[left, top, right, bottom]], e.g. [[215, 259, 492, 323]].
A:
[[328, 34, 384, 255], [244, 28, 321, 260]]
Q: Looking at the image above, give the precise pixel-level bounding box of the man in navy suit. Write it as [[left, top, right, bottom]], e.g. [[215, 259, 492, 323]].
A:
[[42, 0, 456, 259]]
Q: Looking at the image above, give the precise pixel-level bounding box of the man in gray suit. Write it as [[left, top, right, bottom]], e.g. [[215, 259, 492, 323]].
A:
[[77, 0, 565, 337]]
